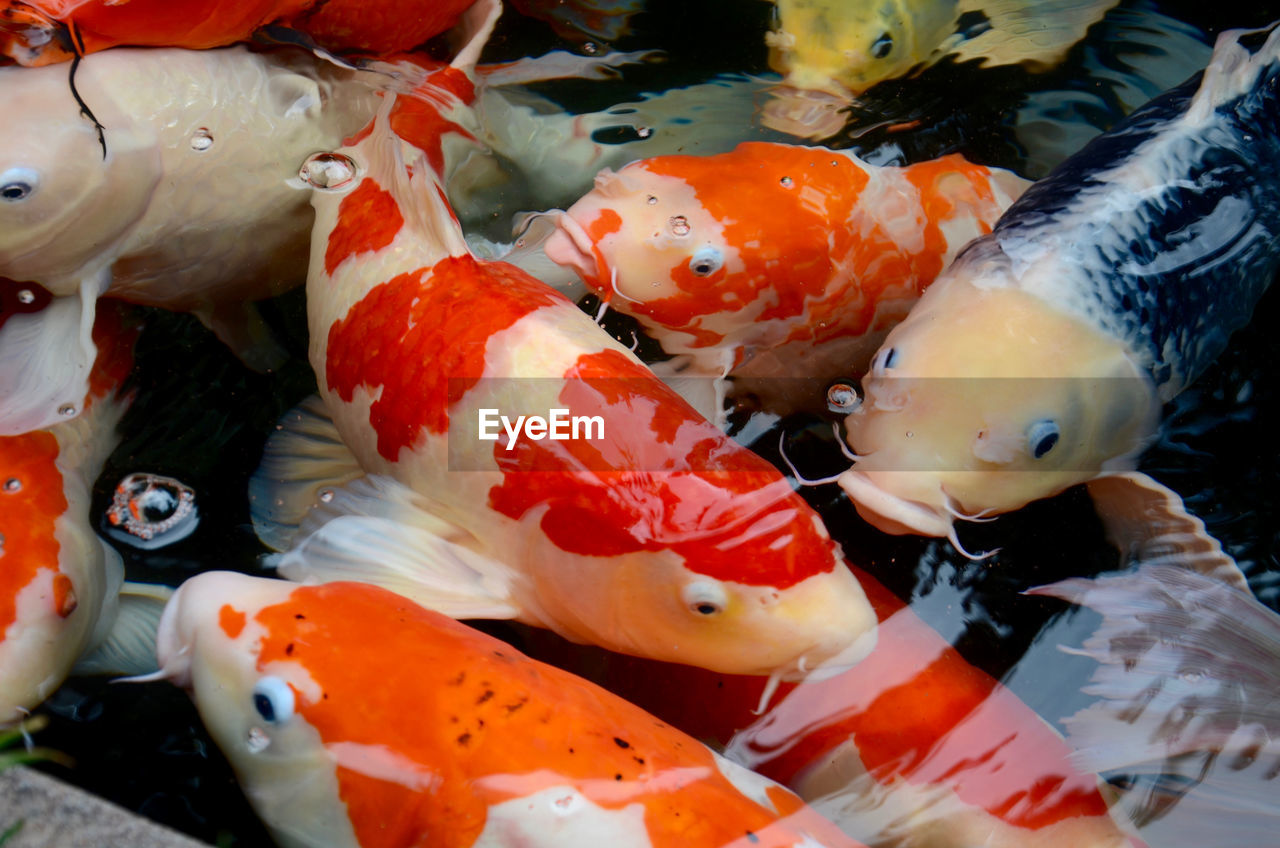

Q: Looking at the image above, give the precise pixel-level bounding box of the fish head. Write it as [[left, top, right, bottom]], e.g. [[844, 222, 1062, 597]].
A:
[[546, 144, 862, 346], [0, 59, 159, 287], [546, 161, 736, 309], [839, 264, 1158, 538], [765, 0, 936, 97]]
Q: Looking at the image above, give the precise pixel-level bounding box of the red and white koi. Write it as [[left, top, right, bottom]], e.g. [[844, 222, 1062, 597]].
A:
[[255, 70, 877, 681], [153, 571, 866, 848], [0, 303, 168, 725], [518, 564, 1139, 847], [545, 142, 1027, 421]]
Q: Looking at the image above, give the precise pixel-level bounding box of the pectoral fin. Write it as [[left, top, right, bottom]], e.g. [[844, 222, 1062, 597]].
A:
[[1086, 471, 1248, 591], [249, 395, 365, 552], [74, 583, 174, 677], [278, 475, 521, 621]]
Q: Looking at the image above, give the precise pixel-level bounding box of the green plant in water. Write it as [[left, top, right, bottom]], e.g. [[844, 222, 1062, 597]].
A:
[[1, 715, 73, 846]]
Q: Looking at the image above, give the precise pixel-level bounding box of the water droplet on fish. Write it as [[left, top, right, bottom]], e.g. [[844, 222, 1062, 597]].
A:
[[552, 793, 578, 813], [318, 489, 334, 503], [189, 128, 214, 151], [246, 727, 271, 753], [650, 281, 661, 287], [298, 152, 358, 190], [646, 195, 658, 205], [780, 176, 794, 188], [905, 431, 914, 438], [582, 41, 599, 55], [16, 289, 35, 304], [826, 383, 859, 412], [2, 478, 20, 493], [103, 473, 199, 549], [668, 216, 691, 237], [58, 404, 76, 417]]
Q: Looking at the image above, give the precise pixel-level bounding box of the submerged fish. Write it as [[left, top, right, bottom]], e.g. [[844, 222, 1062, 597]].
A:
[[545, 141, 1027, 422], [519, 565, 1136, 847], [0, 0, 477, 65], [1031, 564, 1280, 848], [838, 25, 1280, 553], [252, 58, 878, 681], [0, 303, 168, 725], [154, 571, 866, 848], [763, 0, 1119, 136], [0, 45, 382, 435]]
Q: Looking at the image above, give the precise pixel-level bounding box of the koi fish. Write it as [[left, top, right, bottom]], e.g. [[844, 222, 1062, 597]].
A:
[[1031, 564, 1280, 847], [251, 56, 877, 681], [517, 564, 1137, 847], [837, 25, 1280, 557], [0, 0, 476, 66], [544, 141, 1028, 422], [0, 45, 382, 435], [0, 303, 169, 725], [152, 571, 865, 848], [763, 0, 1119, 137]]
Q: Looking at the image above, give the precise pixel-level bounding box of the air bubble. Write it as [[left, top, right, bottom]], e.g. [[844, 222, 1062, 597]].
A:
[[17, 289, 35, 304], [58, 404, 76, 417], [2, 478, 20, 493], [668, 216, 691, 237], [780, 176, 794, 188], [103, 473, 199, 549], [246, 727, 271, 754], [318, 489, 334, 503], [646, 195, 658, 205], [635, 126, 652, 138], [189, 128, 214, 151], [298, 152, 358, 190], [582, 41, 599, 55], [826, 383, 859, 412]]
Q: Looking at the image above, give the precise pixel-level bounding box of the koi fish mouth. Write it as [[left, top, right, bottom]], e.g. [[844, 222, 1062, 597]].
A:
[[545, 211, 605, 289], [836, 469, 953, 538]]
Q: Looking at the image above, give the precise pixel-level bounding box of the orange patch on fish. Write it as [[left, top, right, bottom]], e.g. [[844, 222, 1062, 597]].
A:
[[386, 66, 478, 176], [0, 431, 66, 637], [219, 604, 247, 639], [325, 256, 564, 460], [252, 582, 854, 848], [52, 574, 77, 618], [486, 349, 839, 587], [324, 180, 406, 276]]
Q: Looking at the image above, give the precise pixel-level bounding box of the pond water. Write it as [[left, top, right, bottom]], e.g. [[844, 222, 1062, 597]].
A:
[[13, 0, 1280, 846]]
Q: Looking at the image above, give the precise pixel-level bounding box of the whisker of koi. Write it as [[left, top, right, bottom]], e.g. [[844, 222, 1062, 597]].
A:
[[777, 431, 845, 487]]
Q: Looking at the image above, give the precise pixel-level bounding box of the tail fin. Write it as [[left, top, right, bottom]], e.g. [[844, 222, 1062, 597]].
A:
[[1031, 565, 1280, 843]]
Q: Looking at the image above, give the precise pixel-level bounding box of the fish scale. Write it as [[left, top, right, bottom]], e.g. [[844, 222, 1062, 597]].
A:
[[990, 57, 1280, 397]]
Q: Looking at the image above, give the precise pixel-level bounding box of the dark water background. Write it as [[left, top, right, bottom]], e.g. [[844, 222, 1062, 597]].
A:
[[23, 1, 1280, 845]]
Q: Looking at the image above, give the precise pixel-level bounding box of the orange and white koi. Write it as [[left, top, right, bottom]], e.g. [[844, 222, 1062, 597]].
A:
[[0, 303, 169, 725], [0, 0, 477, 66], [153, 571, 866, 848], [518, 564, 1138, 847], [545, 141, 1027, 421], [252, 67, 877, 681]]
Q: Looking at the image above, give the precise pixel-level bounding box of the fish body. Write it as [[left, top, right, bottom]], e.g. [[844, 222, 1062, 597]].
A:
[[155, 571, 866, 848], [273, 77, 877, 679], [0, 0, 476, 65], [0, 303, 151, 724], [545, 141, 1027, 418], [0, 45, 382, 435], [839, 25, 1280, 538], [518, 566, 1135, 847]]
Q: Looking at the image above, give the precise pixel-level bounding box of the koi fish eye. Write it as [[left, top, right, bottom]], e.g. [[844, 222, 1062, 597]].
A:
[[252, 677, 296, 724], [1027, 419, 1060, 459], [870, 32, 894, 59], [682, 581, 728, 616], [0, 168, 38, 201], [870, 347, 897, 376], [689, 246, 724, 277]]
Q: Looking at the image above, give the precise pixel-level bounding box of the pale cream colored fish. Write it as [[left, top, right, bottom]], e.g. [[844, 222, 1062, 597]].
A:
[[764, 0, 1119, 136]]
